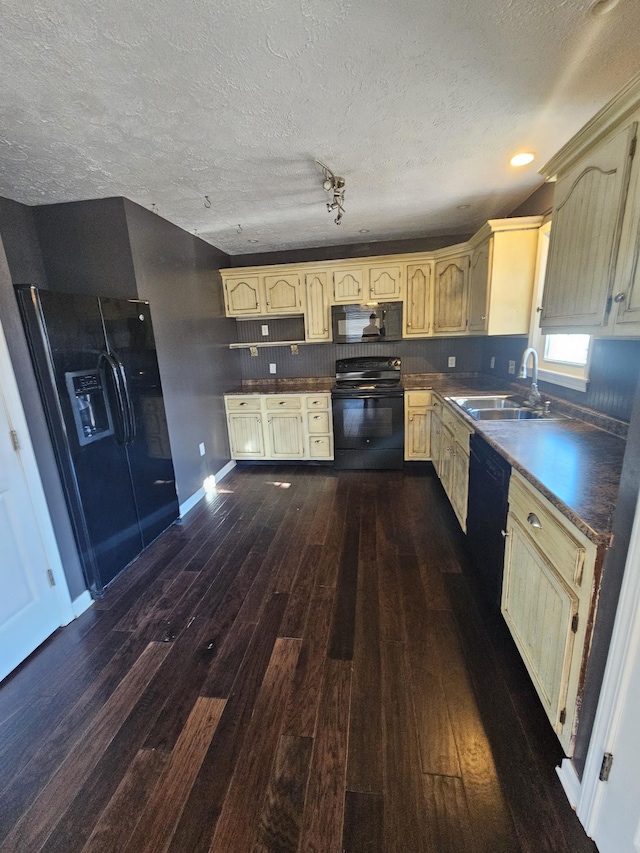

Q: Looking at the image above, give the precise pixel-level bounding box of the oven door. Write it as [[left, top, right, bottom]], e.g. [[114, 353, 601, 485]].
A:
[[331, 392, 404, 469]]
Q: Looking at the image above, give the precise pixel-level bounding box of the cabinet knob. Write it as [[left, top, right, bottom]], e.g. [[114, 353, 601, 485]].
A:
[[527, 512, 543, 529], [501, 529, 509, 538], [480, 316, 486, 321], [279, 401, 286, 405], [614, 291, 626, 303], [239, 401, 247, 406], [313, 415, 321, 419]]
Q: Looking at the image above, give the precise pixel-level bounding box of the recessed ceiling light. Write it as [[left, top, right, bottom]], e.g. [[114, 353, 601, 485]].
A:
[[359, 229, 370, 234], [589, 0, 620, 15], [457, 204, 470, 210], [510, 152, 535, 167]]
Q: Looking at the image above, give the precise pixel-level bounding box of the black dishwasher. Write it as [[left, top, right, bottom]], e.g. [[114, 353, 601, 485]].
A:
[[466, 434, 511, 612]]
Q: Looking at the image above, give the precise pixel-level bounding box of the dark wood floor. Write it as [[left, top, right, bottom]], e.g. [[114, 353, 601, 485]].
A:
[[0, 466, 597, 853]]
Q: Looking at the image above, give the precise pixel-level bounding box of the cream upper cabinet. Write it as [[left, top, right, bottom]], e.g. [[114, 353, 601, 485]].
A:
[[468, 218, 543, 336], [304, 271, 331, 341], [434, 251, 470, 334], [223, 275, 262, 316], [368, 264, 402, 300], [332, 266, 364, 303], [501, 470, 599, 755], [404, 261, 433, 337], [263, 273, 302, 314], [612, 133, 640, 331]]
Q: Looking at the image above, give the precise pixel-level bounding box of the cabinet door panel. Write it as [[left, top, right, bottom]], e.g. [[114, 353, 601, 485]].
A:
[[451, 446, 469, 531], [369, 265, 402, 299], [404, 262, 432, 336], [434, 255, 469, 334], [405, 409, 431, 460], [228, 413, 265, 458], [614, 141, 640, 328], [542, 123, 636, 329], [502, 516, 578, 732], [304, 272, 331, 340], [267, 413, 304, 458], [468, 242, 490, 332], [224, 277, 262, 316], [263, 274, 301, 314], [332, 268, 364, 303]]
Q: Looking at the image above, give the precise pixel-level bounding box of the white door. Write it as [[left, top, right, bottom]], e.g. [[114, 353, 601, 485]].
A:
[[577, 490, 640, 852], [0, 321, 72, 682]]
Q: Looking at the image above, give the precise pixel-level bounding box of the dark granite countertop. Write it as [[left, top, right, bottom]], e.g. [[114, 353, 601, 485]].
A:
[[224, 373, 626, 544]]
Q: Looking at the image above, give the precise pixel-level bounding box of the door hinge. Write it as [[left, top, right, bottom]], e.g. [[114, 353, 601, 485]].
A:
[[559, 707, 567, 725], [599, 752, 614, 782], [47, 568, 56, 587], [10, 429, 20, 451], [571, 613, 579, 633]]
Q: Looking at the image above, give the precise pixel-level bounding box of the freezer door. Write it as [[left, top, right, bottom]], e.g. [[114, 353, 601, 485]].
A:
[[100, 298, 179, 546], [16, 287, 143, 595]]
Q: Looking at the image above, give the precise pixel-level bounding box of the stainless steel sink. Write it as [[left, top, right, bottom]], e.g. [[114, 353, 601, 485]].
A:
[[450, 395, 524, 410]]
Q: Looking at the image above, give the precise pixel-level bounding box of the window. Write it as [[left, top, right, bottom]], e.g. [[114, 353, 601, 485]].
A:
[[528, 222, 591, 392]]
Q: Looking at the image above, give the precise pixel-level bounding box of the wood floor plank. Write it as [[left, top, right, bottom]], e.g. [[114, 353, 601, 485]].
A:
[[328, 521, 359, 660], [252, 735, 313, 853], [167, 593, 288, 853], [422, 773, 479, 853], [347, 559, 383, 793], [200, 620, 257, 699], [342, 790, 385, 853], [1, 642, 171, 852], [279, 544, 322, 639], [80, 749, 170, 853], [298, 658, 352, 853], [210, 638, 301, 852], [124, 697, 226, 853], [282, 583, 335, 738]]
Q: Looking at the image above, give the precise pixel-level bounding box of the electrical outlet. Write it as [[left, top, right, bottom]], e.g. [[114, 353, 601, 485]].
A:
[[490, 356, 496, 369], [508, 360, 516, 374], [261, 324, 269, 336], [448, 356, 456, 368], [269, 363, 277, 374], [199, 442, 205, 456]]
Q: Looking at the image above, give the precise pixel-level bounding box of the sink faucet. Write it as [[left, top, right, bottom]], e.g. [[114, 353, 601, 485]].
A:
[[519, 347, 542, 407]]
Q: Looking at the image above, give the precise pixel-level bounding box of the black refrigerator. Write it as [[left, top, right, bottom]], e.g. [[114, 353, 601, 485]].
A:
[[16, 286, 179, 598]]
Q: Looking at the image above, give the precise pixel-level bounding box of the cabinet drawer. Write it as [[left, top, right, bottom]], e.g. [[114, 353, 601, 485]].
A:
[[509, 474, 585, 587], [265, 396, 302, 410], [226, 396, 261, 412], [442, 404, 473, 451], [309, 435, 333, 458], [306, 395, 329, 410], [307, 411, 330, 434], [406, 391, 432, 407]]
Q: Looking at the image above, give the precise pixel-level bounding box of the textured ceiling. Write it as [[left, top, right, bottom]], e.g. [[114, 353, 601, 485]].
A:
[[1, 0, 640, 255]]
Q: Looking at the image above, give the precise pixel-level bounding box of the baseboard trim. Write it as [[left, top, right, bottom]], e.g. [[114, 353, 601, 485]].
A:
[[179, 486, 205, 519], [71, 590, 94, 620], [557, 758, 581, 810], [215, 459, 236, 483]]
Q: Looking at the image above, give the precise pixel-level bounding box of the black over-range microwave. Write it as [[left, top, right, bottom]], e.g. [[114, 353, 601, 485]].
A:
[[331, 301, 403, 344]]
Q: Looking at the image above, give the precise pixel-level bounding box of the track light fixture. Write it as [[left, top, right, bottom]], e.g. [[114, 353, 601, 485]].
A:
[[316, 159, 346, 225]]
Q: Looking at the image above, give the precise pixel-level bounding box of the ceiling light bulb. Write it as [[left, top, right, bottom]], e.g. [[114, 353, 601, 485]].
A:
[[323, 179, 333, 191], [510, 152, 535, 167]]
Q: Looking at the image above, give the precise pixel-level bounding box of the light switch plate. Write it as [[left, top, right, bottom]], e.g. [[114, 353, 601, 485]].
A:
[[269, 363, 277, 374], [261, 324, 269, 336], [508, 360, 516, 374], [199, 442, 205, 456], [448, 356, 456, 368], [490, 356, 496, 369]]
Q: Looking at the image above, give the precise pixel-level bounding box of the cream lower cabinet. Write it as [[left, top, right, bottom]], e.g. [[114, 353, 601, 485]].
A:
[[431, 397, 473, 531], [501, 470, 599, 755], [225, 393, 333, 461], [430, 399, 444, 477], [404, 392, 433, 460]]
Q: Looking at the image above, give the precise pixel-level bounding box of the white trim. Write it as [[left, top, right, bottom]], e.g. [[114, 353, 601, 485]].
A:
[[70, 590, 94, 621], [537, 369, 589, 392], [179, 486, 205, 518], [215, 459, 236, 484], [575, 488, 640, 838], [557, 758, 581, 810], [0, 318, 74, 625]]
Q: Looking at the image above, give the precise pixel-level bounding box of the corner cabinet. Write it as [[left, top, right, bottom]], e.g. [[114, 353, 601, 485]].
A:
[[433, 249, 470, 335], [501, 471, 600, 755], [224, 393, 333, 461], [540, 75, 640, 336]]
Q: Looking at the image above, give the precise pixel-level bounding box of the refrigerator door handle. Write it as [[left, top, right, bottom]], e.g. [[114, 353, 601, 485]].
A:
[[100, 352, 128, 446], [112, 352, 136, 446]]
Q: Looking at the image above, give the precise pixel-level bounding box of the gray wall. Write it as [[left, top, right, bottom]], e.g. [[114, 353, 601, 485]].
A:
[[0, 198, 86, 598], [124, 200, 239, 504]]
